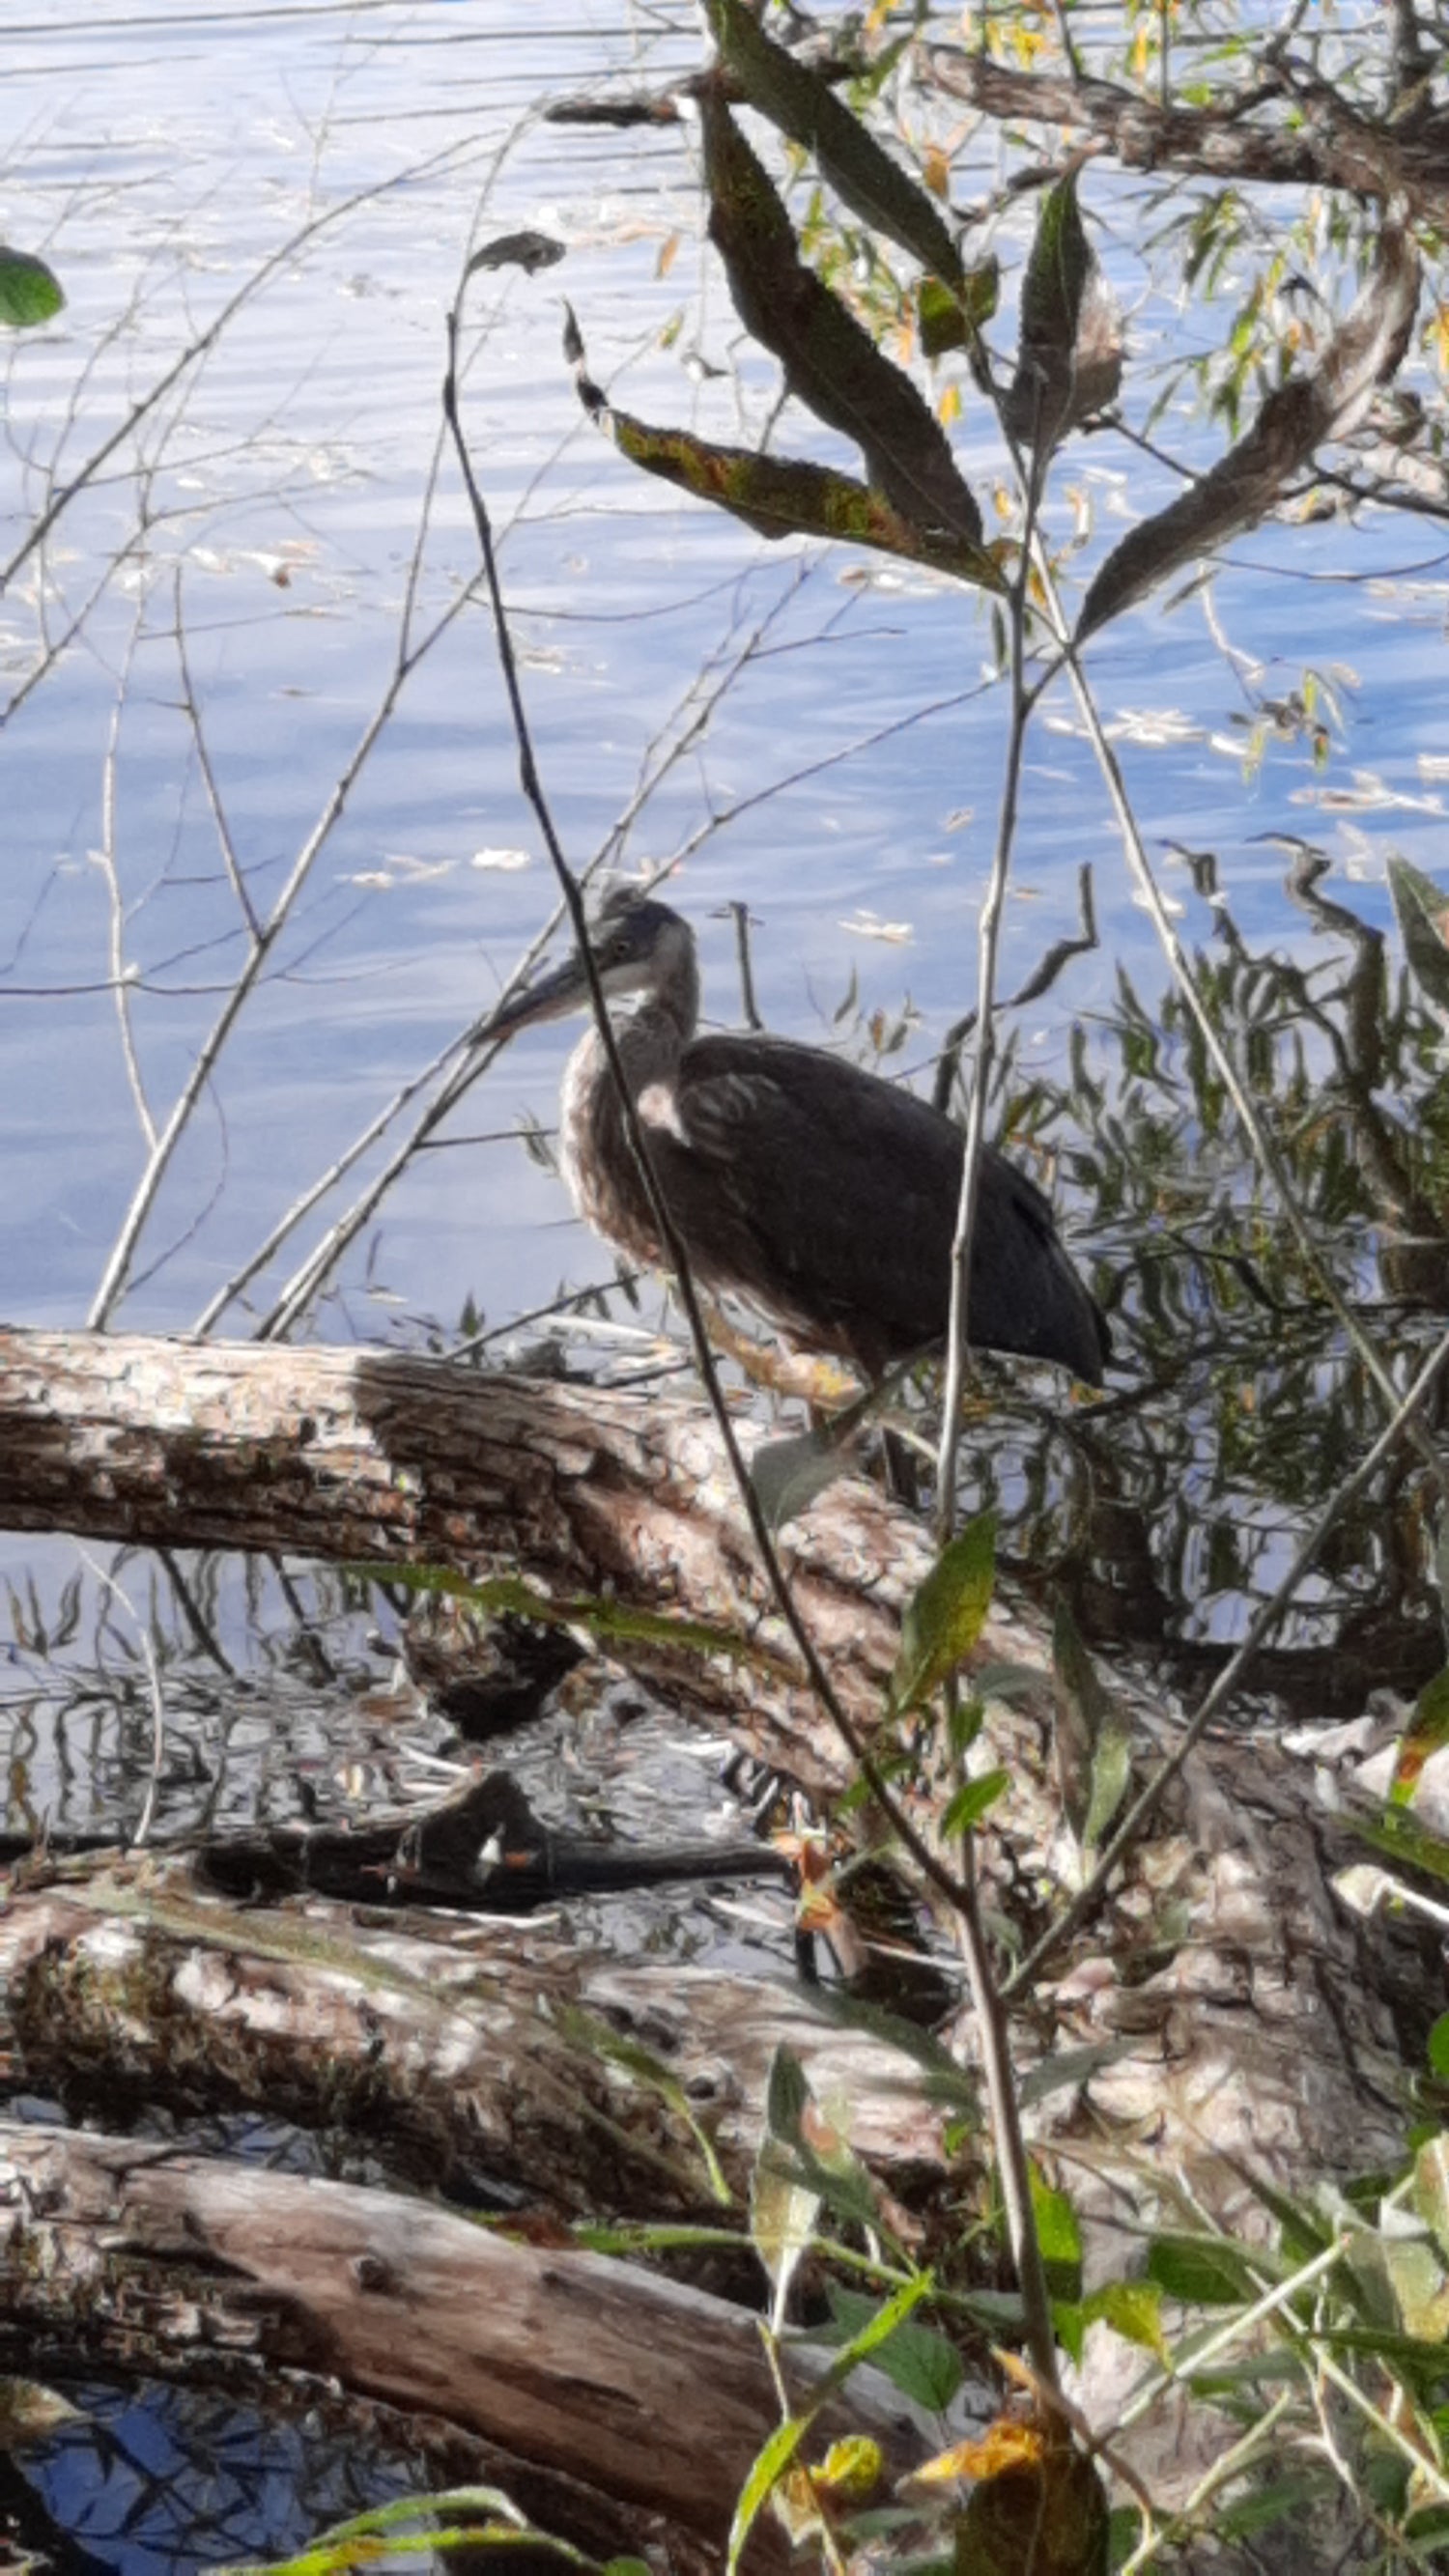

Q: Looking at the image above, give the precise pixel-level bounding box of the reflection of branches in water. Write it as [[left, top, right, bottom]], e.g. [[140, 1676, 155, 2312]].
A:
[[988, 852, 1449, 1710], [10, 2377, 423, 2576]]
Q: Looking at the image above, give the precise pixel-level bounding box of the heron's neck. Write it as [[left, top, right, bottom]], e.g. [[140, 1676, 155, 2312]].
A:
[[558, 983, 696, 1254]]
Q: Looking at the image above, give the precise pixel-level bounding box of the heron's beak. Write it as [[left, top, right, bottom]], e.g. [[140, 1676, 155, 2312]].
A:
[[473, 950, 592, 1046]]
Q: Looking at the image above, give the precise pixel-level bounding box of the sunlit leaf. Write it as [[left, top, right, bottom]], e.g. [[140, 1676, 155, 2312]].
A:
[[814, 2435, 885, 2501], [1415, 2133, 1449, 2263], [1030, 2166, 1083, 2304], [891, 1512, 997, 1710], [0, 246, 64, 328], [1390, 1664, 1449, 1806], [728, 2413, 814, 2576], [1080, 2278, 1169, 2361]]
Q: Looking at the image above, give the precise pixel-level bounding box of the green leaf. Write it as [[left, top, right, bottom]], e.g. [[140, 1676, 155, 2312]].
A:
[[1146, 2233, 1264, 2305], [919, 262, 999, 360], [0, 246, 64, 328], [727, 2413, 813, 2576], [751, 1422, 854, 1533], [820, 2285, 964, 2412], [940, 1767, 1009, 1840], [351, 1556, 789, 1682], [1017, 2039, 1131, 2109], [556, 2008, 731, 2205], [1415, 2133, 1449, 2263], [566, 305, 1002, 590], [1029, 2166, 1083, 2304], [1052, 1595, 1131, 1854], [705, 0, 965, 290], [1389, 855, 1449, 1018], [891, 1513, 997, 1711], [1080, 2279, 1168, 2360], [1429, 2016, 1449, 2081], [699, 93, 986, 552], [766, 2043, 811, 2143]]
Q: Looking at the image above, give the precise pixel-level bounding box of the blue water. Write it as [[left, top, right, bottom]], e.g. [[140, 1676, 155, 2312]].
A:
[[3, 0, 1442, 1351]]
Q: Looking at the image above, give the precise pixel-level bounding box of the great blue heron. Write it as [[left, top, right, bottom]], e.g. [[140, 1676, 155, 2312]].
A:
[[481, 892, 1110, 1386]]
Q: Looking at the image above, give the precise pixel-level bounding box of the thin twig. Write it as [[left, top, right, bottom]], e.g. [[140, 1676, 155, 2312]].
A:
[[442, 286, 980, 1928]]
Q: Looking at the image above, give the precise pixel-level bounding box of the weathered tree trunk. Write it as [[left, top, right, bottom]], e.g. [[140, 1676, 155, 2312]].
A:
[[0, 1323, 924, 1790], [0, 1886, 952, 2220], [0, 2116, 923, 2564]]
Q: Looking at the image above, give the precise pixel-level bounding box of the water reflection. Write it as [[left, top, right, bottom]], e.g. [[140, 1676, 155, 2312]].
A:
[[950, 846, 1449, 1713]]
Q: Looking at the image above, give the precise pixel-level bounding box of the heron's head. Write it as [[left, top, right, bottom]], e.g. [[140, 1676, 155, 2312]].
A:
[[477, 892, 696, 1041]]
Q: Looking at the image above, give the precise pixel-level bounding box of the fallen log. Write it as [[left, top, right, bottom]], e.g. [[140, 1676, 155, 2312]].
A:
[[0, 2116, 929, 2564], [1, 1882, 953, 2219], [0, 1323, 929, 1790], [0, 1321, 1441, 2519]]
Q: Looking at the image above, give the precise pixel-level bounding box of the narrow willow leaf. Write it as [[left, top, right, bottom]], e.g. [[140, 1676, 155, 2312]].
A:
[[700, 92, 985, 551], [706, 0, 966, 288], [1017, 2038, 1130, 2109], [1080, 218, 1419, 639], [891, 1512, 997, 1711], [0, 247, 65, 328], [563, 303, 1002, 589], [1003, 170, 1121, 454], [727, 2414, 814, 2576], [766, 2042, 811, 2143], [940, 1766, 1009, 1840], [1052, 1596, 1132, 1854], [1414, 2133, 1449, 2264], [1388, 854, 1449, 1019], [351, 1556, 790, 1680]]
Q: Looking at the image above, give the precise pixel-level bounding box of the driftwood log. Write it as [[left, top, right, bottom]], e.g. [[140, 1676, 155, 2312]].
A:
[[0, 2115, 927, 2567], [0, 1325, 1440, 2522]]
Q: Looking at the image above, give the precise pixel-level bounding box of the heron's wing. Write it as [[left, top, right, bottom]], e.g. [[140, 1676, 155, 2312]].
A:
[[661, 1034, 1104, 1379]]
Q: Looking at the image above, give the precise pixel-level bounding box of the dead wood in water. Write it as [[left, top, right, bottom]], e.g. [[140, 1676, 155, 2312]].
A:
[[0, 1885, 952, 2220], [0, 1316, 1442, 2514], [0, 1322, 926, 1791], [0, 2115, 924, 2564]]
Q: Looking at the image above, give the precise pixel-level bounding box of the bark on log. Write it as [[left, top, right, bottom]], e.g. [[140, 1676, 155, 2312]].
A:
[[1, 1885, 953, 2220], [0, 2117, 927, 2565], [0, 1322, 1441, 2508], [0, 1324, 927, 1792]]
